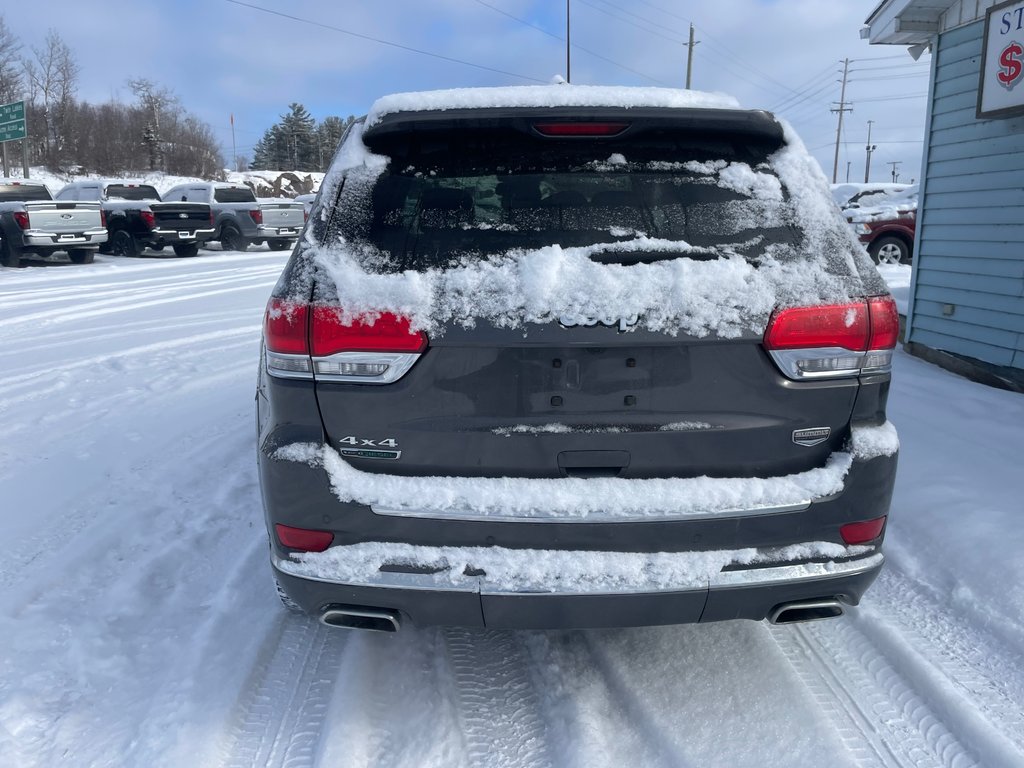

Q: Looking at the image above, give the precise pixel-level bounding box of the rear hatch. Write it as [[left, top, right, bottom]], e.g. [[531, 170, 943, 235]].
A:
[[309, 110, 866, 481], [150, 202, 212, 232], [259, 201, 304, 235], [22, 201, 103, 233]]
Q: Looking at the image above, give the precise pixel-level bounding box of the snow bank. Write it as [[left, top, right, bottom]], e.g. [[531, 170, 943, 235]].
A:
[[278, 540, 870, 593]]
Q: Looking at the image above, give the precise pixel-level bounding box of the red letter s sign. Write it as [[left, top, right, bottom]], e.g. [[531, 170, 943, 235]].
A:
[[997, 41, 1024, 88]]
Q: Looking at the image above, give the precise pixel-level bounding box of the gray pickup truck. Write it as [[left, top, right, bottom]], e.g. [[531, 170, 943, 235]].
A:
[[56, 180, 215, 258], [0, 179, 108, 267], [163, 182, 305, 252]]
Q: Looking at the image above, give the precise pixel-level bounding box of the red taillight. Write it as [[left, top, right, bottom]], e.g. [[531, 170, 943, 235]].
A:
[[533, 122, 630, 136], [250, 209, 263, 225], [840, 516, 887, 545], [867, 295, 899, 350], [764, 297, 898, 379], [275, 524, 333, 552], [764, 302, 870, 352], [100, 209, 107, 227], [13, 211, 29, 229], [311, 306, 427, 356], [303, 209, 309, 222], [140, 209, 155, 229], [264, 297, 309, 354]]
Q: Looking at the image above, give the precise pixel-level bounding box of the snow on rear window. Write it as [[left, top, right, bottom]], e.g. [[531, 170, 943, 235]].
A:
[[300, 90, 884, 337]]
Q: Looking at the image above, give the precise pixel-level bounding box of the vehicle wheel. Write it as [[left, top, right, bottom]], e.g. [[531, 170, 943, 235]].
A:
[[220, 224, 248, 252], [68, 248, 95, 264], [268, 239, 294, 251], [869, 236, 910, 265], [111, 230, 142, 258], [0, 237, 22, 268], [274, 575, 303, 613], [172, 242, 199, 258]]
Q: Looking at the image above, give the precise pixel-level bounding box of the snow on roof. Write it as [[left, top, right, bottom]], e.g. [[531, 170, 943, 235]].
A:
[[366, 84, 742, 127]]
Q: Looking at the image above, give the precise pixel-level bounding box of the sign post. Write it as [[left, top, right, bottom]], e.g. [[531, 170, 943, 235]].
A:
[[0, 100, 28, 178]]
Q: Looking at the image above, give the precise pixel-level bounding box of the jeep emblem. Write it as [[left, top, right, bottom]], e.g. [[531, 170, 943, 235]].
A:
[[793, 427, 831, 447]]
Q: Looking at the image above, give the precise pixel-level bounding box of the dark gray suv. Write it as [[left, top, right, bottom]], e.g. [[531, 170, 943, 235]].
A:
[[257, 86, 899, 632]]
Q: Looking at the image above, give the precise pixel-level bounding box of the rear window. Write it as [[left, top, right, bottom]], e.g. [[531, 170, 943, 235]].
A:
[[105, 185, 160, 201], [330, 131, 797, 271], [0, 185, 52, 202], [214, 187, 256, 203]]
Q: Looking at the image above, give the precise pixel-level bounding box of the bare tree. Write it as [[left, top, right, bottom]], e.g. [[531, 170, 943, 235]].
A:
[[22, 29, 78, 166], [0, 14, 22, 104], [128, 77, 177, 171]]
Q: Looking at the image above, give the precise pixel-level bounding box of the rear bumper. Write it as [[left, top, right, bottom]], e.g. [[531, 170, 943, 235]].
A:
[[23, 229, 108, 248], [256, 224, 301, 239], [272, 548, 883, 629], [152, 227, 215, 243]]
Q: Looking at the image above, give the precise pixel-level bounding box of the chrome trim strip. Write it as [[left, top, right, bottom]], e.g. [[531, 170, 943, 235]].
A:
[[369, 499, 812, 524], [272, 551, 883, 596]]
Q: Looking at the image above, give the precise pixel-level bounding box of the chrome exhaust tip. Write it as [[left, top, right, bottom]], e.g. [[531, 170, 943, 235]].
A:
[[768, 599, 845, 625], [320, 605, 401, 633]]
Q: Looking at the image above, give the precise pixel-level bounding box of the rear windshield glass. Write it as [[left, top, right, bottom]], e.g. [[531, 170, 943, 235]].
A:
[[214, 187, 256, 203], [105, 185, 160, 201], [330, 133, 797, 271], [0, 185, 52, 202]]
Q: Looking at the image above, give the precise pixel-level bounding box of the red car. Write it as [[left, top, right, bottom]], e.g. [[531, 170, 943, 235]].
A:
[[843, 185, 918, 265]]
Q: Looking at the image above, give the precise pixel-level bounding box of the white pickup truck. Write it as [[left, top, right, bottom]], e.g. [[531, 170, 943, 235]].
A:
[[0, 180, 108, 267], [163, 182, 306, 252]]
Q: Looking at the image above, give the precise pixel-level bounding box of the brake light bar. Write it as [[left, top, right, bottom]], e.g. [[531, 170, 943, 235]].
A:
[[764, 296, 898, 380], [263, 298, 427, 384], [533, 122, 630, 137]]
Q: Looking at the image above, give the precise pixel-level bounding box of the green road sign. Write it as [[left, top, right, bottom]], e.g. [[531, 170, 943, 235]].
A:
[[0, 100, 26, 142]]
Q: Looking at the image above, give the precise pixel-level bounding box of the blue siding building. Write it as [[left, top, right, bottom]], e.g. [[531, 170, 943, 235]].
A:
[[864, 1, 1024, 387]]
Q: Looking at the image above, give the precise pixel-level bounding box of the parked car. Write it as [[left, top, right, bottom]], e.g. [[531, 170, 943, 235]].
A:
[[163, 182, 305, 252], [0, 179, 107, 267], [258, 86, 899, 632], [55, 180, 215, 258], [294, 193, 316, 220], [843, 185, 918, 265]]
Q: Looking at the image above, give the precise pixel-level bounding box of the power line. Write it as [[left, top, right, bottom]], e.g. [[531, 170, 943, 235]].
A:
[[575, 0, 686, 44], [471, 0, 672, 85], [221, 0, 547, 84]]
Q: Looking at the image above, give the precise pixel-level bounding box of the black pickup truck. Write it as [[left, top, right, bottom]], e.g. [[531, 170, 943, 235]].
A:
[[55, 180, 215, 257]]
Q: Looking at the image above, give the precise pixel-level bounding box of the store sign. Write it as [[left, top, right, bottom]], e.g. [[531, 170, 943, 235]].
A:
[[978, 0, 1024, 118]]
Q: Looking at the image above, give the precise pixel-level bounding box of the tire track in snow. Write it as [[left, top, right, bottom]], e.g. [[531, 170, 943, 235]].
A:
[[219, 617, 348, 768], [441, 628, 553, 768], [774, 618, 981, 768]]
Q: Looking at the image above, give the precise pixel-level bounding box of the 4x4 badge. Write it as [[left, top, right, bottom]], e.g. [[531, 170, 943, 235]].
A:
[[793, 427, 830, 447]]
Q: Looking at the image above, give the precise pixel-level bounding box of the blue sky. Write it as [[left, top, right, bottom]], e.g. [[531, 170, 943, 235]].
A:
[[2, 0, 931, 182]]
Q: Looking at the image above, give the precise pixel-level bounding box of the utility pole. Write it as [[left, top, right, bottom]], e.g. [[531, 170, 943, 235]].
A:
[[864, 119, 877, 183], [684, 24, 700, 89], [830, 58, 852, 184], [888, 161, 901, 182], [566, 0, 571, 83]]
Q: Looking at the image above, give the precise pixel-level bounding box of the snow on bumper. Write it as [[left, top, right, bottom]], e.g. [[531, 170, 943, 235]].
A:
[[274, 540, 880, 595], [273, 422, 898, 523]]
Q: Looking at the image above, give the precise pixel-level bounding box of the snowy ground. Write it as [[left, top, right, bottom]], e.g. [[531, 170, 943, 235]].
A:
[[1, 255, 1022, 767]]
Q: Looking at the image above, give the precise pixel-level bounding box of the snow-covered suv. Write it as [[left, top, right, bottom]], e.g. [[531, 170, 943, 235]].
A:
[[257, 85, 900, 632]]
